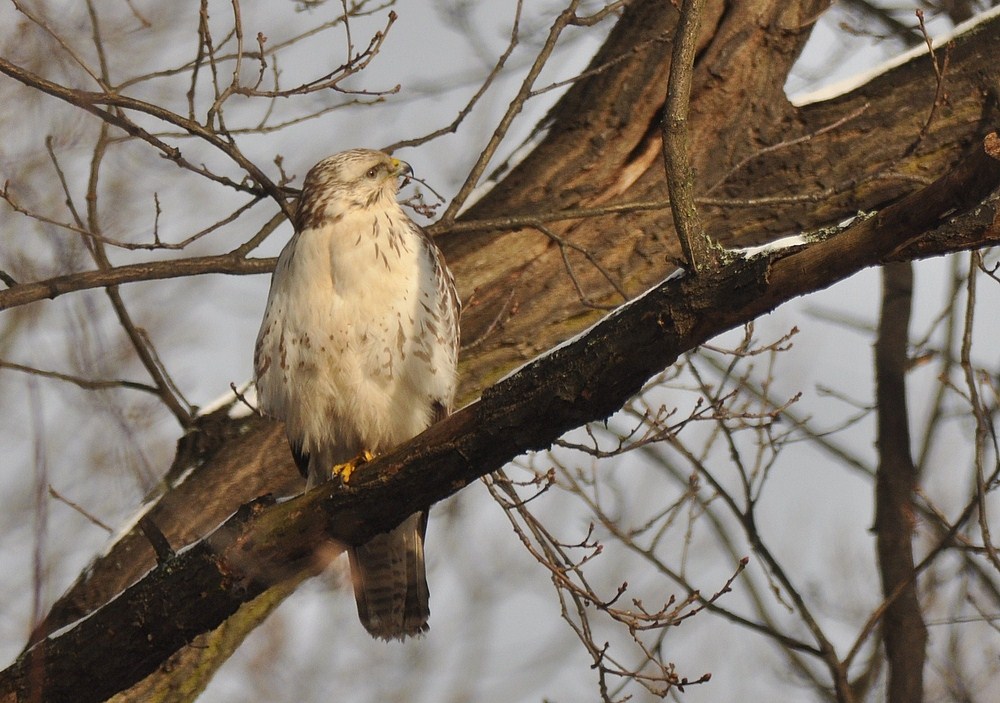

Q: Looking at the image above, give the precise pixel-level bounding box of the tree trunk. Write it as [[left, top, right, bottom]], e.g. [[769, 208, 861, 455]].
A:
[[875, 261, 927, 702]]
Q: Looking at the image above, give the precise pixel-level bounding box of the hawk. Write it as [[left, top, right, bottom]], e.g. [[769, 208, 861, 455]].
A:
[[253, 148, 460, 640]]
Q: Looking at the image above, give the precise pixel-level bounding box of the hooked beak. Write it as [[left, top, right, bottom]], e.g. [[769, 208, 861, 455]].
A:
[[390, 158, 413, 179]]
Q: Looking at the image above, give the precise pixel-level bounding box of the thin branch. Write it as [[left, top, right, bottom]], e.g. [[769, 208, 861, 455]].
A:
[[903, 9, 952, 159], [555, 436, 821, 657], [0, 360, 159, 395], [439, 0, 583, 225], [844, 480, 996, 671], [706, 103, 871, 194], [230, 210, 289, 257], [12, 0, 105, 88], [383, 0, 524, 152], [960, 251, 1000, 573], [230, 11, 400, 100], [84, 0, 110, 87], [533, 223, 628, 308], [0, 57, 292, 216], [47, 485, 113, 533], [117, 1, 395, 91], [0, 253, 275, 312], [428, 198, 672, 235], [71, 126, 194, 426], [1, 184, 265, 252]]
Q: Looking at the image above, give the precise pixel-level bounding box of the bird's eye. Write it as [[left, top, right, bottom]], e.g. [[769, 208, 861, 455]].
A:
[[366, 167, 379, 179]]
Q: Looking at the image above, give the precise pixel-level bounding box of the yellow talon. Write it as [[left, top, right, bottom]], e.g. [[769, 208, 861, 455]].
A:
[[332, 449, 374, 484]]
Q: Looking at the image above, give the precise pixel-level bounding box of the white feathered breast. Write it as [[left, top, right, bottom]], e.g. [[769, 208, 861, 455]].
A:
[[254, 200, 457, 466]]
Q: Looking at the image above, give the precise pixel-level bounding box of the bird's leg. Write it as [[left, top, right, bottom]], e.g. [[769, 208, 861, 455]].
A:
[[331, 449, 375, 484]]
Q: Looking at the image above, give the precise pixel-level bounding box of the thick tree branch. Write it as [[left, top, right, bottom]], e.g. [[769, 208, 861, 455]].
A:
[[3, 131, 998, 703], [445, 2, 999, 403]]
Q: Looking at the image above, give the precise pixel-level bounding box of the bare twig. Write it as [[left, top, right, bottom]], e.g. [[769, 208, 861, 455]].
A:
[[960, 252, 1000, 574], [0, 360, 159, 395], [486, 465, 721, 701], [439, 0, 583, 224], [706, 103, 871, 194], [225, 11, 399, 102], [229, 382, 260, 416], [47, 486, 113, 534], [0, 253, 275, 312], [0, 57, 292, 216], [904, 9, 952, 159], [12, 0, 105, 88], [1, 183, 265, 252], [66, 124, 195, 427], [384, 0, 523, 152], [533, 223, 628, 308]]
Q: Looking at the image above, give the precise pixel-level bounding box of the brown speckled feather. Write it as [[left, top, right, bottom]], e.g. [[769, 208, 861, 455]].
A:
[[254, 149, 459, 640]]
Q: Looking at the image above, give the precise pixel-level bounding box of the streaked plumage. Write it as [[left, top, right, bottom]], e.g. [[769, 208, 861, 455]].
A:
[[254, 148, 459, 640]]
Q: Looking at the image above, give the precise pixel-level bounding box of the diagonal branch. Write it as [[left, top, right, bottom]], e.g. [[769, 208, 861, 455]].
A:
[[3, 131, 999, 703], [438, 0, 583, 224]]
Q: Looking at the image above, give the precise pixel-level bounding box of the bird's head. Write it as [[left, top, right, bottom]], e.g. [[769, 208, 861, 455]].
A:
[[296, 148, 412, 230]]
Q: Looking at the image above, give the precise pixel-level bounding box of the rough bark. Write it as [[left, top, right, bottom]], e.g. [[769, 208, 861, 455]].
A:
[[2, 0, 1000, 700]]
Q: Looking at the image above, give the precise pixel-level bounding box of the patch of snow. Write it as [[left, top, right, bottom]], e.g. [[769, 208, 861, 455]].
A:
[[197, 381, 258, 419], [791, 5, 1000, 106], [733, 234, 810, 258]]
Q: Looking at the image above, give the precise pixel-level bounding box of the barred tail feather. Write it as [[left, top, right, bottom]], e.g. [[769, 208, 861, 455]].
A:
[[348, 511, 430, 640]]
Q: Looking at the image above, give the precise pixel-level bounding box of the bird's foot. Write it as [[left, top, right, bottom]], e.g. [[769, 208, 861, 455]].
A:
[[331, 449, 374, 484]]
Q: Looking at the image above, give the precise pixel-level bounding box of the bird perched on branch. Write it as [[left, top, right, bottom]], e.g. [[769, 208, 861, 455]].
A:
[[254, 148, 460, 640]]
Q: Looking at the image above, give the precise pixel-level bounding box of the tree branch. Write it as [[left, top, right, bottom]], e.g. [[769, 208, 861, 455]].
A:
[[3, 130, 999, 703], [0, 254, 275, 312], [0, 56, 291, 214], [874, 261, 926, 703], [662, 0, 715, 273]]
